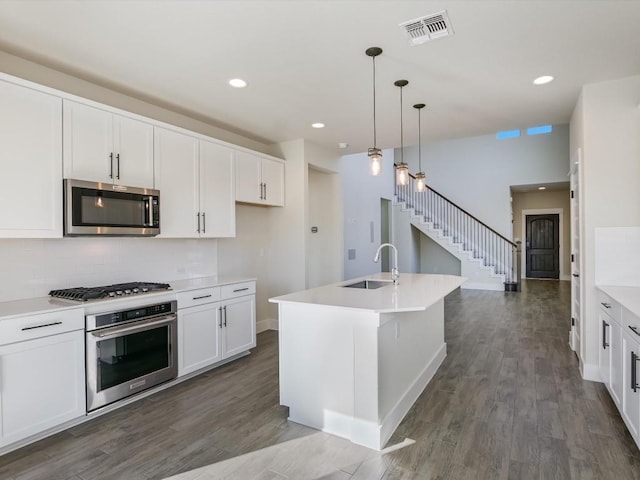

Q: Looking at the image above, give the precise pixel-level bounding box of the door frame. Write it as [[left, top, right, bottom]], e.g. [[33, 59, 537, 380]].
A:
[[521, 208, 565, 280]]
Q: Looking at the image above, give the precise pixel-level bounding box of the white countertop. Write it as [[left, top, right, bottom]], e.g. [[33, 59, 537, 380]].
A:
[[269, 272, 466, 313], [0, 275, 256, 321], [597, 285, 640, 319]]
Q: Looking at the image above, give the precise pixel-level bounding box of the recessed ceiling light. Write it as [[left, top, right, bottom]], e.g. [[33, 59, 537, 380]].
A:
[[533, 75, 554, 85], [229, 78, 247, 88], [311, 123, 325, 129], [338, 142, 349, 149], [538, 186, 547, 190]]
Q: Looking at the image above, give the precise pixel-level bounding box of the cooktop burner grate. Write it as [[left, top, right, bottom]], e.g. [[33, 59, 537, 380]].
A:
[[49, 282, 171, 301]]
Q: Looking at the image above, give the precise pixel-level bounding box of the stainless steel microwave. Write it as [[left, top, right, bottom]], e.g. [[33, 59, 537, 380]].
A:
[[64, 179, 160, 236]]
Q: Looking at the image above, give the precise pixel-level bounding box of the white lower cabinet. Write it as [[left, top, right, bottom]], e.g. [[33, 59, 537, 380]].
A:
[[622, 318, 640, 442], [0, 310, 85, 448], [597, 288, 640, 450], [177, 282, 256, 377], [222, 294, 256, 357]]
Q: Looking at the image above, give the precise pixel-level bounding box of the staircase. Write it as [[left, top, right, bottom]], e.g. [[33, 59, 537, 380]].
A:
[[395, 177, 518, 291]]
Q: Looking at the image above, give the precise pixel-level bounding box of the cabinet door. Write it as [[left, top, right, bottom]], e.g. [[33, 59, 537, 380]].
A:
[[0, 80, 62, 238], [235, 151, 262, 204], [610, 319, 623, 407], [622, 330, 640, 440], [599, 314, 612, 387], [0, 331, 85, 447], [200, 141, 236, 238], [114, 115, 154, 188], [178, 302, 222, 377], [154, 127, 199, 237], [222, 295, 256, 358], [261, 158, 285, 206], [63, 100, 114, 183]]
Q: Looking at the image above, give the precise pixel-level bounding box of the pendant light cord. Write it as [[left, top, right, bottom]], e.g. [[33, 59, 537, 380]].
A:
[[400, 85, 404, 164], [418, 107, 422, 171], [372, 55, 377, 148]]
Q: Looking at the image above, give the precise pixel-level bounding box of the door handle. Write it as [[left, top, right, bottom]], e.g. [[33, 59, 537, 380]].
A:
[[116, 153, 121, 180], [109, 152, 114, 178], [602, 320, 609, 349], [202, 212, 206, 234], [196, 212, 201, 233], [223, 305, 227, 327]]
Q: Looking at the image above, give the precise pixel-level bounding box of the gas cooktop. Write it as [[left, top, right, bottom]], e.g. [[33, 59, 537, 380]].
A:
[[49, 282, 172, 302]]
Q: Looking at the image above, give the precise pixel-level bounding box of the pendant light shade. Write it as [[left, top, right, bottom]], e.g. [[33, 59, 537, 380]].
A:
[[414, 103, 426, 192], [394, 80, 409, 186], [366, 47, 383, 176]]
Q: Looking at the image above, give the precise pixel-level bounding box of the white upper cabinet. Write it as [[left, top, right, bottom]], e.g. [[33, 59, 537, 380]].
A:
[[154, 127, 199, 237], [0, 79, 62, 238], [235, 151, 284, 206], [63, 100, 154, 188], [154, 128, 235, 238], [199, 140, 236, 238]]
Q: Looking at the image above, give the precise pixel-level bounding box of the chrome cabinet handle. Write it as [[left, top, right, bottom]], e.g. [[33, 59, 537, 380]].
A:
[[602, 320, 609, 349], [196, 212, 201, 233], [109, 152, 114, 178], [263, 183, 267, 200], [202, 212, 206, 234], [218, 307, 223, 328], [21, 321, 62, 331], [601, 302, 611, 309], [223, 305, 227, 327], [632, 351, 639, 393]]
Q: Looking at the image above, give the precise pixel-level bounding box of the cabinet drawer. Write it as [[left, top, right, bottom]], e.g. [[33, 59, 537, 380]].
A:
[[221, 281, 256, 300], [598, 291, 622, 323], [176, 287, 221, 308], [0, 308, 84, 346], [624, 307, 640, 345]]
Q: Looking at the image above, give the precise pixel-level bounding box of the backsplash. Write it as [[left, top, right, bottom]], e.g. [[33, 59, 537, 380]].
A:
[[0, 238, 218, 302], [595, 226, 640, 286]]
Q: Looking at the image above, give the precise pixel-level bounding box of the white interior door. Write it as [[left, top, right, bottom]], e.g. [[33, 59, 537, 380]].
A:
[[569, 149, 583, 357]]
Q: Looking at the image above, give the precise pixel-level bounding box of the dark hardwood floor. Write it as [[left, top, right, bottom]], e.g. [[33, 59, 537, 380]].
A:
[[1, 280, 639, 479]]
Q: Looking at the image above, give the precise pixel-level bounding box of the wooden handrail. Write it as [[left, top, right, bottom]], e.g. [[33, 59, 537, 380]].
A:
[[406, 173, 517, 248]]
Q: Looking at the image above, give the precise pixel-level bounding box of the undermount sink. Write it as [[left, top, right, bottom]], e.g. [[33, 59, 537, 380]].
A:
[[343, 279, 394, 290]]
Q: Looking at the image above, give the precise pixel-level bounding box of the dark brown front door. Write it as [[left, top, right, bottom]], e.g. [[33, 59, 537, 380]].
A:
[[526, 214, 559, 279]]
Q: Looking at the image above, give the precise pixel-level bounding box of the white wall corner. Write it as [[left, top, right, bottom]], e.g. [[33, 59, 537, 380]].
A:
[[257, 318, 279, 333]]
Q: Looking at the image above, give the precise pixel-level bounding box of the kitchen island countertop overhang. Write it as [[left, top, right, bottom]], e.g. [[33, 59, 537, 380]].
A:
[[269, 273, 466, 450]]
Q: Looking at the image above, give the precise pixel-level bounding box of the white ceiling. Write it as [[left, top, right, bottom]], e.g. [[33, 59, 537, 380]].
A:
[[1, 1, 639, 155]]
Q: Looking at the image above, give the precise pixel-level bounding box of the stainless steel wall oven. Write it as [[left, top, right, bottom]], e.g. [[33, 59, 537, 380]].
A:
[[85, 300, 177, 412]]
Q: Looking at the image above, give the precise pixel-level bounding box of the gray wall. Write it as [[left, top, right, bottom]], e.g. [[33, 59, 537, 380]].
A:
[[341, 149, 395, 280], [419, 234, 461, 275], [400, 124, 570, 238]]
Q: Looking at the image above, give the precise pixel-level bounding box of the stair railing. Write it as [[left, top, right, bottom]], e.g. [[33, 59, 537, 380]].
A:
[[396, 175, 518, 286]]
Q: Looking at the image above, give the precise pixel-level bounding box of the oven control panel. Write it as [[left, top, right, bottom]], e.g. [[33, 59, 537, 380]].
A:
[[89, 301, 177, 330]]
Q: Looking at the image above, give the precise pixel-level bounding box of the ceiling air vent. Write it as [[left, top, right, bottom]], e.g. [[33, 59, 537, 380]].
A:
[[399, 10, 454, 46]]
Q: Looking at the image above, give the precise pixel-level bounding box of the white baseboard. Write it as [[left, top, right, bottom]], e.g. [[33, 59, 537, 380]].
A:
[[377, 343, 447, 449], [257, 318, 279, 333], [461, 282, 503, 291], [580, 361, 601, 382]]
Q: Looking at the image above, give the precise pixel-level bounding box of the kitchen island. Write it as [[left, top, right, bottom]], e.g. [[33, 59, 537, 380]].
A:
[[269, 272, 465, 450]]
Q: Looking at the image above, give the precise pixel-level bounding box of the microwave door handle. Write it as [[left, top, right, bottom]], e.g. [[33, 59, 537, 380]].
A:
[[144, 196, 153, 226]]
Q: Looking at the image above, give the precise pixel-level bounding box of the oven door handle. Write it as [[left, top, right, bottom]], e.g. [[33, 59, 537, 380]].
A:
[[90, 314, 176, 339]]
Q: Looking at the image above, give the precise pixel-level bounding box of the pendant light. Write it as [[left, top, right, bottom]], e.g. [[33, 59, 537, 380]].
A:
[[413, 103, 426, 192], [394, 79, 409, 186], [366, 47, 383, 176]]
